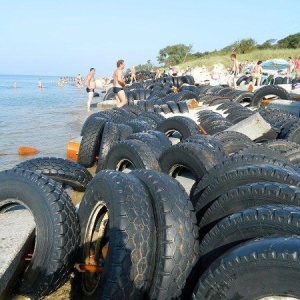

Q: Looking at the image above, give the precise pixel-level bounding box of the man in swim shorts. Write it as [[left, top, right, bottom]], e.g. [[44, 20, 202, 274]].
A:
[[113, 60, 128, 107], [85, 68, 96, 112], [227, 54, 239, 88]]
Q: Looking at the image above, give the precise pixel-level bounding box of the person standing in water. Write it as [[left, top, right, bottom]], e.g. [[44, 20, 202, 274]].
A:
[[85, 68, 96, 112], [113, 60, 128, 108], [38, 79, 43, 88]]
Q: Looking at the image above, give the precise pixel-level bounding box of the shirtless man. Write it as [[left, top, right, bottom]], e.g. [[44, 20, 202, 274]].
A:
[[85, 68, 96, 112], [113, 60, 128, 108], [227, 54, 239, 88]]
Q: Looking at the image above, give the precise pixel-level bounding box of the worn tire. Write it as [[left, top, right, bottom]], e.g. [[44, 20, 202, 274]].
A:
[[214, 131, 253, 154], [126, 119, 153, 133], [15, 157, 92, 192], [286, 120, 300, 144], [104, 139, 161, 171], [190, 153, 296, 201], [126, 132, 166, 160], [238, 144, 290, 162], [199, 183, 300, 239], [96, 122, 120, 173], [251, 85, 290, 107], [116, 123, 133, 140], [74, 170, 155, 299], [159, 142, 224, 181], [193, 237, 300, 299], [193, 164, 300, 222], [0, 169, 79, 298], [177, 101, 189, 113], [157, 116, 200, 140], [146, 130, 172, 150], [77, 118, 107, 168], [130, 170, 199, 300]]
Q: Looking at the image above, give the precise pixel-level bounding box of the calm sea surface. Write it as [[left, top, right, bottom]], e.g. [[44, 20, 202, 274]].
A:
[[0, 75, 102, 171]]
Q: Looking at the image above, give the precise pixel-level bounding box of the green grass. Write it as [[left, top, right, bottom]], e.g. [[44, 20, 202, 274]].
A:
[[178, 48, 300, 71]]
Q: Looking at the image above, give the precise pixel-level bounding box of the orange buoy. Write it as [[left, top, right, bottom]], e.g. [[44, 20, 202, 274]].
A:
[[18, 146, 38, 156], [188, 99, 198, 109], [66, 137, 81, 161]]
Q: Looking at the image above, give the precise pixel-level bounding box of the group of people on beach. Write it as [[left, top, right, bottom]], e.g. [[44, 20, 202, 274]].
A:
[[227, 54, 300, 89], [85, 60, 127, 112]]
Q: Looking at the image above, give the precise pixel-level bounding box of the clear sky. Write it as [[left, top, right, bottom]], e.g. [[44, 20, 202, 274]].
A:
[[0, 0, 299, 77]]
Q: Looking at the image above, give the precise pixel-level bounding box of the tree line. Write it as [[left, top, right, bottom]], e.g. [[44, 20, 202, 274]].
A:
[[132, 32, 300, 71]]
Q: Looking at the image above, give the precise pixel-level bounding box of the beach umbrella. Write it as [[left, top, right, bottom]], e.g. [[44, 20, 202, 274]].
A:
[[261, 59, 290, 71]]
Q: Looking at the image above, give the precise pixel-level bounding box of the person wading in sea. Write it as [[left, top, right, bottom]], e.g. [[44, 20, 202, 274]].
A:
[[85, 68, 96, 112], [113, 60, 128, 108]]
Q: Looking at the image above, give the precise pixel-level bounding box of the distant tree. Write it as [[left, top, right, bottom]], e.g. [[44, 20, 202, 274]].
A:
[[157, 44, 192, 66], [234, 38, 257, 54], [257, 39, 277, 49], [127, 60, 156, 73], [192, 51, 209, 58], [277, 33, 300, 49]]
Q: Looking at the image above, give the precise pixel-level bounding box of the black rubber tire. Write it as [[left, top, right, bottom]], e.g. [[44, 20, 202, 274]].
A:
[[96, 122, 120, 173], [161, 103, 172, 114], [157, 116, 200, 140], [146, 130, 172, 150], [286, 120, 300, 144], [251, 85, 290, 107], [81, 113, 113, 136], [193, 236, 300, 299], [126, 132, 166, 160], [104, 139, 161, 171], [208, 98, 231, 106], [200, 205, 300, 261], [228, 112, 253, 124], [103, 91, 115, 100], [231, 91, 253, 105], [236, 75, 247, 86], [214, 130, 252, 144], [177, 101, 189, 113], [15, 157, 92, 192], [138, 111, 166, 126], [216, 87, 234, 96], [74, 170, 155, 299], [218, 137, 254, 154], [193, 164, 300, 222], [111, 107, 133, 118], [124, 104, 144, 116], [166, 101, 180, 113], [184, 134, 226, 155], [199, 183, 300, 238], [237, 144, 290, 162], [159, 142, 225, 181], [130, 170, 199, 300], [136, 115, 158, 129], [145, 99, 155, 112], [0, 169, 79, 298], [190, 153, 296, 201], [77, 118, 107, 168], [202, 120, 233, 135], [116, 123, 133, 140], [126, 119, 153, 133]]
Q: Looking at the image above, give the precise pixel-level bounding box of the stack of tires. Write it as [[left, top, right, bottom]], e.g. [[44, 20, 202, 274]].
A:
[[4, 74, 300, 299]]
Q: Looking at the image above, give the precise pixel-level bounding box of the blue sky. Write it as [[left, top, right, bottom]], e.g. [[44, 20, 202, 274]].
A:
[[0, 0, 299, 77]]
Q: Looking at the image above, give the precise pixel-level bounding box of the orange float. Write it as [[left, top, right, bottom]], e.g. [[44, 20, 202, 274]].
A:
[[18, 146, 38, 156], [66, 137, 81, 161]]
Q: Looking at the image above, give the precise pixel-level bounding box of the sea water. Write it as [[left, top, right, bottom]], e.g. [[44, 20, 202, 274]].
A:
[[0, 75, 101, 171]]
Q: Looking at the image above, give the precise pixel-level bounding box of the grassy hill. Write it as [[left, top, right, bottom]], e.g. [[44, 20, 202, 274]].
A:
[[177, 48, 300, 71]]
